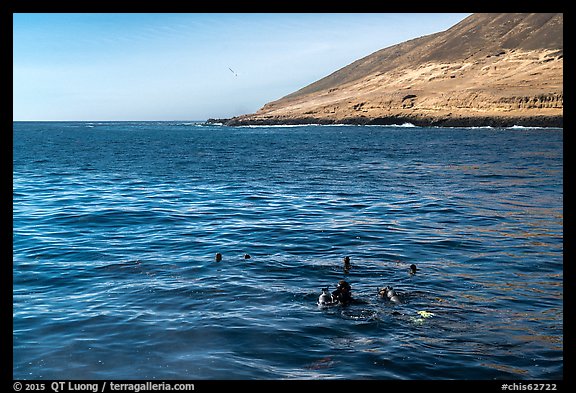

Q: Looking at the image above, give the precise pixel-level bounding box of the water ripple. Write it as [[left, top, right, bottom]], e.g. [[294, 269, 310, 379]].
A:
[[13, 122, 563, 379]]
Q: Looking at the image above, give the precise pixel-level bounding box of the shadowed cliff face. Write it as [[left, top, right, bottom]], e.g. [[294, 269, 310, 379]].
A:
[[225, 13, 563, 127]]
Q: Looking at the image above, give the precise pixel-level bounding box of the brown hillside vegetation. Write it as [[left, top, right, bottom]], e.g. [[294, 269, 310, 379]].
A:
[[222, 13, 563, 127]]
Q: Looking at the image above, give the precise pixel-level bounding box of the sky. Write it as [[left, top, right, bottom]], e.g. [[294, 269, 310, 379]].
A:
[[13, 13, 471, 121]]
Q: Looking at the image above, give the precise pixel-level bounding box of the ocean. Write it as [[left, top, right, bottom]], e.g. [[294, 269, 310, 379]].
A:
[[12, 121, 563, 380]]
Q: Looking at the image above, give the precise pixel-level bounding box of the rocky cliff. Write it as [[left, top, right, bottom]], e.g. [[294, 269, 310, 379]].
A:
[[219, 13, 563, 127]]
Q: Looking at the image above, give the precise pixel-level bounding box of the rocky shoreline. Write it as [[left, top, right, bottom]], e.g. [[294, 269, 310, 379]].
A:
[[207, 114, 563, 128]]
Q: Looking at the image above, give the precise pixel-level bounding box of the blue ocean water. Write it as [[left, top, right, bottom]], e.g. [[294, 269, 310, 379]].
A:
[[13, 121, 563, 380]]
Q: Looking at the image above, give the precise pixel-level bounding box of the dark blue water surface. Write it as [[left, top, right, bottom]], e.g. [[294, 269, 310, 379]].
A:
[[13, 121, 563, 380]]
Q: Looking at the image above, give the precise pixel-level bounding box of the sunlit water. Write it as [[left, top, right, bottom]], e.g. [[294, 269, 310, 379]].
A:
[[13, 121, 563, 379]]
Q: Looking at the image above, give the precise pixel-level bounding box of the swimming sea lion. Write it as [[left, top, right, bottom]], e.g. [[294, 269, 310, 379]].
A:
[[343, 256, 351, 273]]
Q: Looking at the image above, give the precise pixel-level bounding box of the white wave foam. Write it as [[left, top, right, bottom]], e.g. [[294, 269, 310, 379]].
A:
[[237, 124, 323, 128], [508, 125, 562, 130], [363, 122, 418, 128], [237, 122, 420, 128]]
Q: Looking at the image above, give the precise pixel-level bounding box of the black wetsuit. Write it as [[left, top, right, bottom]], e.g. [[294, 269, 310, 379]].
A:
[[331, 288, 353, 305]]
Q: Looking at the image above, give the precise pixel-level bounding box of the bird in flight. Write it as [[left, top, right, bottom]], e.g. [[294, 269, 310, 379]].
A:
[[228, 67, 238, 77]]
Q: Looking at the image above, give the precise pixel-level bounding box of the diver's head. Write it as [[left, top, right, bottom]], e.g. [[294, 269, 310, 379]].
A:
[[337, 280, 351, 292]]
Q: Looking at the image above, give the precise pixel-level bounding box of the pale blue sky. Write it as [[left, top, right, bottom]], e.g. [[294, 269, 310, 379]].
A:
[[13, 13, 471, 121]]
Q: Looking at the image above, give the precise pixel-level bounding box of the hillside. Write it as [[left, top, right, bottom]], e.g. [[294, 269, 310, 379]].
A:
[[220, 13, 563, 127]]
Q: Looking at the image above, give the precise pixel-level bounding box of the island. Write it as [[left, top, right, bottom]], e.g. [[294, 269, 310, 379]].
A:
[[210, 13, 563, 128]]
